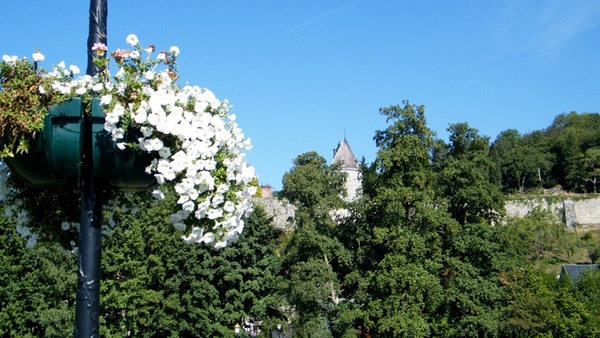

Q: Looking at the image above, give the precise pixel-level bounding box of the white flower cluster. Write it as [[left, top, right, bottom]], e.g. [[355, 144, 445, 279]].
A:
[[103, 77, 257, 248], [0, 35, 257, 248]]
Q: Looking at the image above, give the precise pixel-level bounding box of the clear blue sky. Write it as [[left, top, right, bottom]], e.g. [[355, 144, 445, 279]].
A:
[[2, 1, 600, 190]]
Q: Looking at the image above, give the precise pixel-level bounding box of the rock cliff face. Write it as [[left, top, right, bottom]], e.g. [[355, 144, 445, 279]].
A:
[[505, 196, 600, 229]]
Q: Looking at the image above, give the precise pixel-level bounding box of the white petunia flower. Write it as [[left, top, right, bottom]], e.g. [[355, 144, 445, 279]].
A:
[[199, 232, 214, 244], [154, 174, 165, 185], [3, 54, 18, 63], [152, 189, 165, 200], [182, 201, 195, 213], [211, 194, 224, 206], [140, 126, 153, 137], [32, 52, 45, 62], [130, 50, 140, 59], [206, 208, 223, 220], [69, 65, 80, 74], [100, 94, 112, 105], [144, 71, 155, 80], [105, 112, 120, 124], [92, 83, 103, 92], [173, 222, 186, 231], [134, 107, 147, 124], [223, 201, 235, 213], [158, 147, 171, 158], [194, 200, 210, 219], [112, 128, 125, 141], [214, 241, 227, 249], [61, 221, 71, 231], [126, 34, 139, 46]]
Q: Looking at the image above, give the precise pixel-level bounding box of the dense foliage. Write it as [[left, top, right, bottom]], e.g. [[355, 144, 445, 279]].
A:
[[2, 102, 600, 336], [491, 112, 600, 193], [1, 194, 284, 337]]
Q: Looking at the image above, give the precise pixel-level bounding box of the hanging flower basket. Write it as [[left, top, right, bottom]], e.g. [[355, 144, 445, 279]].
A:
[[0, 34, 257, 248], [4, 97, 157, 190]]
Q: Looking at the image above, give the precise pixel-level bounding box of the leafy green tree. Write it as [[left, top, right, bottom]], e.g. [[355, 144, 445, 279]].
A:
[[436, 123, 504, 225], [581, 147, 600, 193], [573, 269, 600, 333], [355, 102, 448, 336], [369, 102, 436, 218], [491, 129, 552, 193], [0, 215, 76, 337], [100, 193, 285, 337], [280, 151, 346, 212], [523, 131, 554, 188], [500, 267, 594, 337], [280, 151, 357, 337], [547, 112, 600, 192]]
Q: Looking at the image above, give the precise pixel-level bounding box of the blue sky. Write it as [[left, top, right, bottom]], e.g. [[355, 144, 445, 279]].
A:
[[2, 1, 600, 190]]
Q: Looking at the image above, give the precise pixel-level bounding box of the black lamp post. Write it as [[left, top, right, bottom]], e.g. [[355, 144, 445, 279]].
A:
[[74, 0, 107, 337]]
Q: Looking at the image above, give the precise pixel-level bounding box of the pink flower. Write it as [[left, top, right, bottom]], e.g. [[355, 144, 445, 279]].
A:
[[91, 42, 107, 52]]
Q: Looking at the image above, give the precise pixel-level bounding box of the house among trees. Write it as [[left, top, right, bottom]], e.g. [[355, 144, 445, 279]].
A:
[[332, 137, 361, 201], [560, 264, 600, 285]]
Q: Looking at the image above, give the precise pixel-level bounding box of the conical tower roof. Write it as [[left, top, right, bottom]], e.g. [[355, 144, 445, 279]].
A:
[[333, 138, 359, 169]]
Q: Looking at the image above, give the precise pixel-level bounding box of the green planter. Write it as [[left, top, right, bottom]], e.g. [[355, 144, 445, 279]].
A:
[[5, 98, 157, 191]]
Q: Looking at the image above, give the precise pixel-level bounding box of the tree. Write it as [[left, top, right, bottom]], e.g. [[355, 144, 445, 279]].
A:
[[491, 129, 552, 193], [547, 112, 600, 192], [280, 151, 357, 337], [280, 151, 346, 212], [500, 268, 594, 337], [100, 193, 285, 337], [581, 147, 600, 193], [355, 102, 449, 336], [573, 269, 600, 333], [436, 123, 504, 225], [0, 215, 76, 337]]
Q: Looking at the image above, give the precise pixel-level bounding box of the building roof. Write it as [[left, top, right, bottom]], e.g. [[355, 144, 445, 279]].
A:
[[560, 264, 600, 285], [332, 138, 359, 169]]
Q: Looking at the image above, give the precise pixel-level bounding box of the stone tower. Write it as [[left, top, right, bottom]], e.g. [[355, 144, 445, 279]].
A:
[[332, 137, 361, 201]]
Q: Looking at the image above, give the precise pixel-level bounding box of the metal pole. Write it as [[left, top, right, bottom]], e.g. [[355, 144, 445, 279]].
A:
[[75, 1, 106, 337], [86, 0, 107, 76]]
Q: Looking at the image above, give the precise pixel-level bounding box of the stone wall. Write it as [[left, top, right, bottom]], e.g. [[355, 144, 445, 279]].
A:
[[505, 195, 600, 229], [252, 198, 296, 231], [255, 195, 600, 232]]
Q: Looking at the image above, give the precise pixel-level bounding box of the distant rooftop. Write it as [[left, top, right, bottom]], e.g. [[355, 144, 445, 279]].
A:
[[560, 264, 600, 285], [332, 138, 359, 169]]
